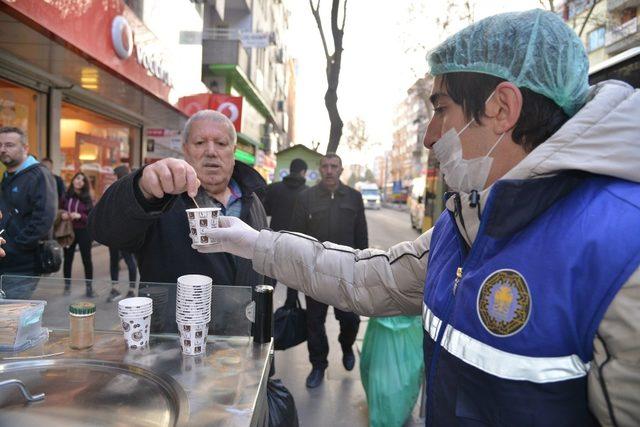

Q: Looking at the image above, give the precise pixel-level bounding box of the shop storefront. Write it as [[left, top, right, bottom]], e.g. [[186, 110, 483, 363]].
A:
[[0, 0, 187, 197], [0, 77, 45, 168]]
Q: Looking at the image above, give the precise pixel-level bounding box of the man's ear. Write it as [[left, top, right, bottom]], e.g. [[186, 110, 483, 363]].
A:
[[486, 82, 522, 134]]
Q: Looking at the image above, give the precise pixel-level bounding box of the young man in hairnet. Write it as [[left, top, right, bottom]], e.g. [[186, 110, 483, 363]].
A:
[[191, 9, 639, 426]]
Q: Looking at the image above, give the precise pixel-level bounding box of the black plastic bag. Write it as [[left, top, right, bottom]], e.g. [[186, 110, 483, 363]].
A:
[[274, 290, 307, 351], [267, 378, 299, 427]]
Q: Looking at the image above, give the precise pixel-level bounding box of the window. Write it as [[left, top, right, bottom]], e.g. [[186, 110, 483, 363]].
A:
[[588, 27, 605, 52], [60, 103, 135, 199], [0, 78, 41, 159]]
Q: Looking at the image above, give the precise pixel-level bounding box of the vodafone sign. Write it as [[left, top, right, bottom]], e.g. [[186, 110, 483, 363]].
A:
[[111, 16, 133, 59], [177, 93, 244, 132], [217, 101, 239, 123]]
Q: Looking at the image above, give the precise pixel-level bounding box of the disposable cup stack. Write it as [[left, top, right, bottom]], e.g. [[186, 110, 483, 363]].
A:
[[176, 274, 212, 356], [118, 297, 153, 350]]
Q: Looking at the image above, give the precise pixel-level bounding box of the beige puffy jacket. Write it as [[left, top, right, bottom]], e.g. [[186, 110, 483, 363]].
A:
[[252, 81, 640, 426]]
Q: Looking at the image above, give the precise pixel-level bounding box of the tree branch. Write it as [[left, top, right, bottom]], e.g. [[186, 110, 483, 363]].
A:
[[331, 0, 342, 53], [309, 0, 331, 61], [340, 0, 348, 31], [578, 0, 597, 37]]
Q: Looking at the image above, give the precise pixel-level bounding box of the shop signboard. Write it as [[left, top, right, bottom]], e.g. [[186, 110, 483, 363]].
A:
[[145, 128, 182, 163], [1, 0, 172, 101], [177, 93, 243, 132]]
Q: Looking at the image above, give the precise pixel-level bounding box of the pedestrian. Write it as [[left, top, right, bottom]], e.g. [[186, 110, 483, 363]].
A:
[[89, 110, 269, 334], [106, 164, 138, 302], [61, 171, 94, 297], [0, 126, 57, 299], [263, 158, 308, 232], [289, 153, 368, 388], [196, 9, 640, 426], [263, 158, 308, 307], [41, 157, 65, 200]]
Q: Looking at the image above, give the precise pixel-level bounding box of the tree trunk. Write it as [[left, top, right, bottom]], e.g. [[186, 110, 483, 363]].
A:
[[325, 63, 343, 154]]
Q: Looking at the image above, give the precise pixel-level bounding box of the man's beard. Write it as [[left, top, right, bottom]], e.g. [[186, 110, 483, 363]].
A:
[[0, 156, 19, 168]]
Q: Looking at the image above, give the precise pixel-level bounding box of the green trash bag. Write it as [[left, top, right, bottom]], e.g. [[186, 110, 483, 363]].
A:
[[360, 315, 424, 427]]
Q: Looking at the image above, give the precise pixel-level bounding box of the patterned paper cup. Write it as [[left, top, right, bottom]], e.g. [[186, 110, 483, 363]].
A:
[[119, 314, 152, 350], [177, 321, 209, 356], [185, 208, 221, 245]]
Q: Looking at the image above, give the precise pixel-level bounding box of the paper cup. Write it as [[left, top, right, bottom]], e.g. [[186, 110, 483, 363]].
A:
[[185, 208, 221, 245], [119, 314, 151, 350], [177, 321, 209, 356]]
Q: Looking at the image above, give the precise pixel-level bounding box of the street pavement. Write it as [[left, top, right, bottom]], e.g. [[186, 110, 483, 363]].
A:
[[51, 206, 425, 426]]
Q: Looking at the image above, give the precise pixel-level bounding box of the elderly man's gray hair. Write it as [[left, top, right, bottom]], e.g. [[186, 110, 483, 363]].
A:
[[182, 110, 237, 145]]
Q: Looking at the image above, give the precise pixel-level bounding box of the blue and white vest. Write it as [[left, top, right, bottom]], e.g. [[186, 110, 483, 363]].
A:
[[422, 173, 640, 426]]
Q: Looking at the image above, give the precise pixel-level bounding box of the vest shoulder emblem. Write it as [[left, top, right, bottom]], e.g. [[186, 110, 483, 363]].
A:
[[477, 269, 531, 337]]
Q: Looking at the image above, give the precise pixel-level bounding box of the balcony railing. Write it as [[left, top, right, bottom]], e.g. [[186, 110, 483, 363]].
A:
[[605, 16, 638, 46], [202, 28, 274, 49]]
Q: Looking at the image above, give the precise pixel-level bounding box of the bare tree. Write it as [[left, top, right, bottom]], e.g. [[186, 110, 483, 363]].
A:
[[309, 0, 348, 154], [345, 117, 368, 152]]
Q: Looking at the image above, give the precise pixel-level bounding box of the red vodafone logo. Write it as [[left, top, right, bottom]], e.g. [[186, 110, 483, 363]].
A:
[[217, 102, 239, 123]]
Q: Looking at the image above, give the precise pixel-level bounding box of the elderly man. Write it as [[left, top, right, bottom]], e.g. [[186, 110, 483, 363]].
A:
[[89, 110, 268, 332], [0, 126, 57, 299], [196, 10, 640, 426]]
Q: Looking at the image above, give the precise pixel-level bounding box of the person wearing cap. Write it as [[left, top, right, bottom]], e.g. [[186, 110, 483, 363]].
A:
[[263, 158, 308, 232], [194, 9, 640, 426]]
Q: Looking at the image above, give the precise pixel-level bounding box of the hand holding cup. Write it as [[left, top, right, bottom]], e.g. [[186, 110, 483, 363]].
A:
[[138, 158, 201, 200]]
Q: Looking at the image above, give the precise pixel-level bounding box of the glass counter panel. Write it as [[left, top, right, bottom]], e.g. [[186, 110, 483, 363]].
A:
[[0, 275, 253, 337]]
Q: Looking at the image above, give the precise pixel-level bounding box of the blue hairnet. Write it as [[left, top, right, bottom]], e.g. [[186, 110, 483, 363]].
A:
[[427, 9, 589, 116]]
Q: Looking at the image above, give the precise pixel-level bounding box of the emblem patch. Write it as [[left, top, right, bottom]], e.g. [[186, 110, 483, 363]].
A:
[[477, 269, 531, 337]]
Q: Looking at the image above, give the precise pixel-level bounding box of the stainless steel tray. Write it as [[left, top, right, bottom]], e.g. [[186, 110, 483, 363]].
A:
[[0, 358, 189, 427]]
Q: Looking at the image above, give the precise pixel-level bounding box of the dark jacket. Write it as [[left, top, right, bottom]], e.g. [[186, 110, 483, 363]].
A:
[[89, 161, 268, 286], [0, 158, 58, 274], [290, 181, 368, 249], [89, 162, 269, 334], [263, 174, 308, 231], [53, 175, 65, 200]]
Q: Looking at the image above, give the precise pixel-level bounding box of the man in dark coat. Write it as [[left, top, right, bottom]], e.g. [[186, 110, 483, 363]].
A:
[[89, 110, 268, 334], [263, 158, 308, 232], [290, 153, 368, 388], [263, 158, 308, 307], [0, 127, 57, 299]]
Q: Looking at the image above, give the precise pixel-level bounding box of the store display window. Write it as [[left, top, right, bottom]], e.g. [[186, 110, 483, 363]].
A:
[[0, 78, 40, 162], [60, 103, 137, 199]]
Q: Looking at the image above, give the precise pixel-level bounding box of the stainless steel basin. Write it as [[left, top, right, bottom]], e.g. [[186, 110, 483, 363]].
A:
[[0, 358, 189, 427]]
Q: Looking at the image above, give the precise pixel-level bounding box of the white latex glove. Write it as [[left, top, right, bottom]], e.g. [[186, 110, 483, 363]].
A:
[[191, 216, 259, 259]]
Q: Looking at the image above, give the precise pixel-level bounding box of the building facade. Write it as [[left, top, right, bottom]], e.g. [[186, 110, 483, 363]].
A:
[[201, 0, 294, 182], [558, 0, 639, 66], [0, 0, 202, 198], [390, 75, 434, 198]]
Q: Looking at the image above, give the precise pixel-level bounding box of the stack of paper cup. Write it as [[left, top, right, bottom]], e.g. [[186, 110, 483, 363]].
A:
[[186, 207, 221, 245], [176, 274, 212, 356], [118, 297, 153, 349]]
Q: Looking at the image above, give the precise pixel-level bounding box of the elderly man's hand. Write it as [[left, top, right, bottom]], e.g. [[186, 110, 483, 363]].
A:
[[192, 216, 259, 259], [139, 158, 201, 200]]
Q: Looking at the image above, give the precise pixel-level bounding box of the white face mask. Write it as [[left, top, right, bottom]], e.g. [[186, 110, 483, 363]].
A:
[[431, 92, 505, 193]]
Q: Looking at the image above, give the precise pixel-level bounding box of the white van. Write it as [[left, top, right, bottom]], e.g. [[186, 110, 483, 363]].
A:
[[358, 183, 381, 210]]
